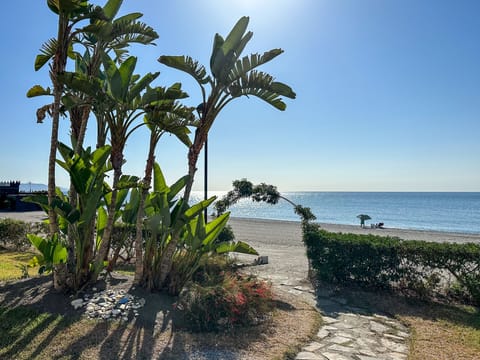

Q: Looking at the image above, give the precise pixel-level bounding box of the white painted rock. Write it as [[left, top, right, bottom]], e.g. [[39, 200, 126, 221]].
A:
[[71, 299, 84, 310]]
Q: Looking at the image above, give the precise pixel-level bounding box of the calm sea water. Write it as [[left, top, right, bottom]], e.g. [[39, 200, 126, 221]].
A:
[[191, 191, 480, 234], [20, 184, 479, 234]]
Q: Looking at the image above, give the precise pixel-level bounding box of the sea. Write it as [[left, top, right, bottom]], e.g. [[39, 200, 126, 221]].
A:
[[191, 191, 480, 235], [20, 184, 479, 235]]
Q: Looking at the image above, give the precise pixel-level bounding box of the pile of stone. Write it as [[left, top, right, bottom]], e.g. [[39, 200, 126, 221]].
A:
[[70, 288, 145, 321]]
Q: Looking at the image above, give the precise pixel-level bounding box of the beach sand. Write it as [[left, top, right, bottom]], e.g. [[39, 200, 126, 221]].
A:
[[2, 211, 478, 244]]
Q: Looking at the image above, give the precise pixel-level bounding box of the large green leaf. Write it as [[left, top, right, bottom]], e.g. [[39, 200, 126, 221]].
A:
[[27, 85, 52, 98], [167, 175, 189, 202], [221, 16, 249, 56], [211, 17, 252, 82], [202, 212, 229, 247], [183, 197, 216, 221], [34, 38, 58, 71], [216, 240, 258, 255], [58, 71, 103, 98], [117, 56, 137, 100], [122, 188, 140, 224], [153, 163, 169, 193], [128, 71, 160, 103], [210, 33, 224, 77], [95, 206, 108, 250], [158, 55, 210, 85], [51, 198, 80, 224], [102, 0, 122, 19]]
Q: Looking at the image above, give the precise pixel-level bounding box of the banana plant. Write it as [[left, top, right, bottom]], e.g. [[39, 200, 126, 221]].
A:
[[25, 143, 112, 290], [59, 53, 165, 281], [140, 163, 257, 294], [167, 211, 258, 295], [156, 16, 296, 287], [133, 84, 196, 284], [27, 233, 67, 276]]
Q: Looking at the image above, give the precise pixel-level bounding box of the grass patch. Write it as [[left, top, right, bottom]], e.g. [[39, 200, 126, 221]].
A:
[[113, 263, 135, 276], [0, 250, 39, 281]]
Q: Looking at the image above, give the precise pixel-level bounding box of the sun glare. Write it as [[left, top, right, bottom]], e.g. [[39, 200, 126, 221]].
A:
[[204, 0, 298, 27]]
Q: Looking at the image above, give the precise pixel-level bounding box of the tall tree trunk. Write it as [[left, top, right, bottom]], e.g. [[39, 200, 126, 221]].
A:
[[134, 135, 156, 285], [91, 150, 122, 281], [48, 15, 70, 291], [157, 128, 206, 288]]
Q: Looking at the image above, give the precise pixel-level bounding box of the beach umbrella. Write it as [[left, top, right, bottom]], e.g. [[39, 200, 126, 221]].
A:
[[357, 214, 371, 228]]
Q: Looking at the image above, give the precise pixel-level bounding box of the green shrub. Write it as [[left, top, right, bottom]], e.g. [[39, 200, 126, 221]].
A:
[[176, 272, 274, 332], [0, 219, 31, 251], [303, 223, 480, 305]]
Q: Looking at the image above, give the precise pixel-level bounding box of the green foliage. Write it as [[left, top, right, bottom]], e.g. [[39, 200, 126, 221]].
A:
[[303, 224, 480, 304], [140, 164, 257, 294], [27, 234, 67, 275], [176, 272, 274, 332], [215, 225, 235, 243], [0, 219, 30, 251]]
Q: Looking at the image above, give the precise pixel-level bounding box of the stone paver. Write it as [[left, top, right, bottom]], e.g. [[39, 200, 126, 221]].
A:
[[292, 286, 410, 360]]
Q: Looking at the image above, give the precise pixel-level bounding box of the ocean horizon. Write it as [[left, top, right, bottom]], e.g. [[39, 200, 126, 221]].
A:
[[192, 191, 480, 235], [19, 185, 480, 235]]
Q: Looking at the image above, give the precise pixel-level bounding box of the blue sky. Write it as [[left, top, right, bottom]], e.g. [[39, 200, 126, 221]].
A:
[[1, 0, 479, 192]]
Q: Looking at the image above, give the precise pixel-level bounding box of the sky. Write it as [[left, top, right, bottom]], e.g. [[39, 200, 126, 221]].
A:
[[1, 0, 479, 192]]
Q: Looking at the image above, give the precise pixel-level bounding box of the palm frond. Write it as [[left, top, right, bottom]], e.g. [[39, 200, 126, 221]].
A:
[[227, 49, 283, 83], [35, 38, 58, 71], [159, 55, 210, 86], [228, 71, 296, 110], [109, 20, 158, 46]]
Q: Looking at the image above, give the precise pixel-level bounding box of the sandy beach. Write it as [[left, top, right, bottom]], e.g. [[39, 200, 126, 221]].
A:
[[2, 211, 479, 244]]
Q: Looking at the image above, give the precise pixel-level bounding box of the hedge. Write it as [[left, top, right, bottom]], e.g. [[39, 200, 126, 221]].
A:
[[303, 223, 480, 305], [0, 218, 48, 251]]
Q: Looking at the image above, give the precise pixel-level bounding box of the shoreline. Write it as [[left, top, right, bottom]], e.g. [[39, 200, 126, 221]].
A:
[[228, 217, 480, 244], [1, 211, 479, 244]]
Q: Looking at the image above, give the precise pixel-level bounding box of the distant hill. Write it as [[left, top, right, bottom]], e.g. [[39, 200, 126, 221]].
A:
[[19, 183, 68, 193], [19, 183, 47, 192]]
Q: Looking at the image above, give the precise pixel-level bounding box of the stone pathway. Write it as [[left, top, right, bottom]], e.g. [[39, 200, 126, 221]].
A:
[[295, 287, 410, 360]]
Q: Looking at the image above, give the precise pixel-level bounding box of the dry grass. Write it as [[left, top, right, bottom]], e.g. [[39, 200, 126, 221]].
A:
[[0, 250, 321, 359], [0, 249, 38, 281], [0, 296, 320, 360]]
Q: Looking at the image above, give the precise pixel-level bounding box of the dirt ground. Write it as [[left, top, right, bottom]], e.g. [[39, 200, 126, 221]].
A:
[[0, 213, 320, 359]]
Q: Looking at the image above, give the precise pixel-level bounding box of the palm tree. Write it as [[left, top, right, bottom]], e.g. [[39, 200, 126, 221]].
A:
[[29, 0, 104, 237], [132, 85, 196, 284], [357, 214, 371, 228], [71, 0, 158, 150], [29, 0, 159, 291], [156, 16, 296, 288]]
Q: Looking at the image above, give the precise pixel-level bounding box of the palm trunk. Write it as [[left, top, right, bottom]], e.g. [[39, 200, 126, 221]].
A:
[[157, 128, 206, 288], [48, 15, 70, 291], [91, 149, 122, 281], [134, 135, 156, 285], [47, 95, 60, 236]]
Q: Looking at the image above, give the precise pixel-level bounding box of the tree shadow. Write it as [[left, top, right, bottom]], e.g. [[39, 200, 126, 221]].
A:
[[314, 281, 480, 330], [0, 305, 81, 359], [59, 285, 180, 360]]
